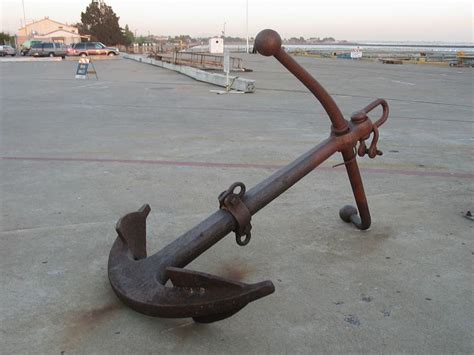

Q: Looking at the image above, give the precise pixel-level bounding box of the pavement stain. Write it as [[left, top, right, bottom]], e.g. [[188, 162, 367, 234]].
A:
[[360, 232, 391, 254], [214, 258, 255, 282], [62, 302, 122, 349], [361, 295, 373, 302], [344, 314, 361, 326], [160, 320, 204, 340], [331, 229, 391, 257], [158, 319, 214, 349]]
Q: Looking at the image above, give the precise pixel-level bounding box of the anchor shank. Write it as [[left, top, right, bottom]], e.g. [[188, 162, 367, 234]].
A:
[[244, 137, 337, 214], [153, 136, 340, 281]]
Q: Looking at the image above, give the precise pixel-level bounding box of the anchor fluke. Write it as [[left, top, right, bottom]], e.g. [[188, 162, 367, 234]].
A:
[[115, 203, 150, 260], [108, 205, 275, 323], [167, 267, 275, 323]]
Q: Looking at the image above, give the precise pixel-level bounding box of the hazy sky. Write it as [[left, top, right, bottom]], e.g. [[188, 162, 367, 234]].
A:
[[1, 0, 473, 42]]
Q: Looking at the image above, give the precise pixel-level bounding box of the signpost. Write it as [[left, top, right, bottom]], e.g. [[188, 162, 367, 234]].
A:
[[75, 57, 98, 80], [223, 49, 230, 86]]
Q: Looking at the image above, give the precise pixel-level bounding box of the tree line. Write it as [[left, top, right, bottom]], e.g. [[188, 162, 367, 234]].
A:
[[77, 0, 343, 46], [0, 32, 14, 45], [77, 0, 133, 46]]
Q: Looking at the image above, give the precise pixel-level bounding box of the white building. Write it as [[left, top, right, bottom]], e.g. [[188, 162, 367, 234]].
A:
[[209, 37, 224, 54]]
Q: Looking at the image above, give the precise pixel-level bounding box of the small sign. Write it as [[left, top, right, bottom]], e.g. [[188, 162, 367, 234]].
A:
[[75, 57, 98, 80], [75, 58, 90, 79], [350, 47, 363, 59]]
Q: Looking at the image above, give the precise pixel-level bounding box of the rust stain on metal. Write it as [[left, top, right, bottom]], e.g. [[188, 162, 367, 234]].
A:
[[106, 28, 391, 323]]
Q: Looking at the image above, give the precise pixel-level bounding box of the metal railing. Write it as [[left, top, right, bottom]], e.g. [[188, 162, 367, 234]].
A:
[[148, 51, 245, 71]]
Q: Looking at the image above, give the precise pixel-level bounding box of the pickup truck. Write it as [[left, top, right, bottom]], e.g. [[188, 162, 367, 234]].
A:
[[29, 42, 67, 58]]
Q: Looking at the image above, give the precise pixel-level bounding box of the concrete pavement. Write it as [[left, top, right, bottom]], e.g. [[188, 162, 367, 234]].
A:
[[1, 55, 472, 353]]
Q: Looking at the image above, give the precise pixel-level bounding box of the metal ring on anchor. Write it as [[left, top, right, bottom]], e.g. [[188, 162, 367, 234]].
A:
[[236, 233, 251, 246]]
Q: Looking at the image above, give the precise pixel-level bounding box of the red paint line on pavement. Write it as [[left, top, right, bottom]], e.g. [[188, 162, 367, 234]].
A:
[[1, 156, 281, 170], [2, 156, 472, 179]]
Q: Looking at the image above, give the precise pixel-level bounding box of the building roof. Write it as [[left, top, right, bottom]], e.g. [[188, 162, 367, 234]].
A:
[[40, 29, 81, 37], [18, 17, 77, 31]]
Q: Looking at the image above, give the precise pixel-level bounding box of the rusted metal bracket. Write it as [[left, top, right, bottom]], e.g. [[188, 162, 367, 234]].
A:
[[218, 182, 252, 246], [108, 29, 390, 323]]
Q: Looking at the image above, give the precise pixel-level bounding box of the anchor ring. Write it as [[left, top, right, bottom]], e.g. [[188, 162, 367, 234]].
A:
[[236, 232, 251, 246]]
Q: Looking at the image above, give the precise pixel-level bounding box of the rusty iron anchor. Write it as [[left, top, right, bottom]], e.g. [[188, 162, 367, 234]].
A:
[[108, 29, 390, 323]]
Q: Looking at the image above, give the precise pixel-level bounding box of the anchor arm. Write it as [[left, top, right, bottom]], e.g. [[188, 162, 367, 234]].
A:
[[339, 98, 389, 230]]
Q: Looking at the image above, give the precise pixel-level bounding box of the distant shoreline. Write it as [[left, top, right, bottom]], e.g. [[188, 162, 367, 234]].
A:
[[212, 42, 474, 54], [285, 43, 474, 49], [189, 42, 474, 55]]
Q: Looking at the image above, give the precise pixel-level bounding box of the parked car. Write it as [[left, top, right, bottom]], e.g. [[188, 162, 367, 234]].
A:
[[0, 45, 16, 56], [20, 40, 42, 56], [68, 42, 119, 57], [29, 42, 67, 58]]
